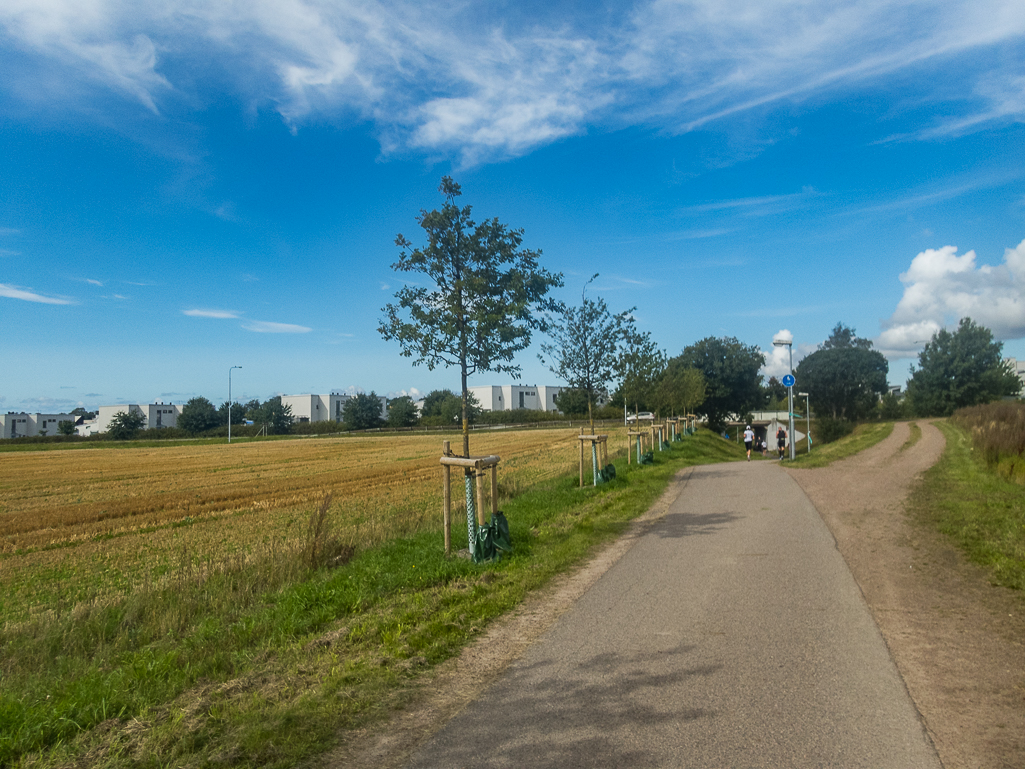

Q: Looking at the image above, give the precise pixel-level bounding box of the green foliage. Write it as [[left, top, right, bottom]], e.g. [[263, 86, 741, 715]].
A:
[[788, 422, 895, 468], [762, 375, 787, 408], [616, 327, 666, 417], [217, 400, 246, 426], [178, 396, 219, 435], [57, 420, 76, 436], [539, 275, 630, 426], [815, 416, 855, 444], [795, 324, 888, 421], [250, 396, 293, 435], [107, 410, 146, 440], [952, 401, 1025, 483], [552, 388, 590, 416], [379, 176, 563, 457], [906, 317, 1020, 417], [343, 392, 385, 430], [419, 389, 480, 426], [386, 396, 420, 428], [673, 336, 765, 431], [653, 361, 706, 417], [876, 392, 908, 420]]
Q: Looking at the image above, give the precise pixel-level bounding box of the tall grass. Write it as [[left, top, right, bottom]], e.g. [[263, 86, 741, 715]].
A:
[[951, 401, 1025, 484]]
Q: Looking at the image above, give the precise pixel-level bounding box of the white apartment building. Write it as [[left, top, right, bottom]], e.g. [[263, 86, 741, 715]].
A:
[[95, 403, 183, 433], [468, 385, 563, 412], [0, 412, 76, 438], [280, 392, 387, 423]]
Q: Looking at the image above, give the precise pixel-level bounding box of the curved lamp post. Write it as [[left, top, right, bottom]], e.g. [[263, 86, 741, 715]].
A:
[[773, 336, 795, 460], [228, 365, 242, 443]]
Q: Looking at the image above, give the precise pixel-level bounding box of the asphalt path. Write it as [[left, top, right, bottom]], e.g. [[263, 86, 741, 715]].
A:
[[404, 460, 942, 768]]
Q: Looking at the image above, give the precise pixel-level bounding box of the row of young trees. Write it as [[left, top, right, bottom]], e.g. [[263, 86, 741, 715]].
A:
[[378, 178, 1022, 452]]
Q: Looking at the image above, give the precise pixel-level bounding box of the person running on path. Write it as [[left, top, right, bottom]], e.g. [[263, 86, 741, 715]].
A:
[[743, 425, 755, 460], [776, 425, 787, 460]]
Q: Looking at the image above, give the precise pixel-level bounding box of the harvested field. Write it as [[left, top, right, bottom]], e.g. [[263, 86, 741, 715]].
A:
[[1, 428, 625, 625]]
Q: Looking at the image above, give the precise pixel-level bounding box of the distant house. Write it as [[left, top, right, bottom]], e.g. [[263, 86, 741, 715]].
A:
[[468, 385, 563, 412], [0, 412, 76, 438], [94, 403, 183, 433], [280, 392, 387, 423]]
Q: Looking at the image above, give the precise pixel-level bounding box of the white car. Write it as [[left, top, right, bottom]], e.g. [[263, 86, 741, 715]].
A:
[[626, 411, 655, 423]]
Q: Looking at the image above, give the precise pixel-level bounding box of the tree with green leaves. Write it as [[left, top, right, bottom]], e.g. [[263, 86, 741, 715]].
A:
[[539, 275, 631, 431], [673, 337, 765, 432], [419, 389, 480, 426], [387, 396, 420, 428], [178, 397, 219, 435], [107, 410, 146, 440], [905, 317, 1020, 416], [379, 176, 562, 459], [617, 327, 666, 419], [343, 392, 385, 430], [251, 397, 293, 435], [57, 420, 76, 436], [552, 388, 590, 417], [217, 401, 245, 426], [653, 361, 706, 417], [795, 324, 888, 421]]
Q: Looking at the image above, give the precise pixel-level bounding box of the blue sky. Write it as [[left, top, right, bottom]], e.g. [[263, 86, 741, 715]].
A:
[[2, 0, 1024, 412]]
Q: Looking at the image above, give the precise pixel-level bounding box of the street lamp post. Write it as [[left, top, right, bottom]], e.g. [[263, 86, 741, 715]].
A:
[[773, 336, 796, 460], [228, 365, 242, 443], [798, 392, 810, 453]]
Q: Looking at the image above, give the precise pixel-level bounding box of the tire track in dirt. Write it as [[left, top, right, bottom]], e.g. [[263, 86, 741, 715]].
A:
[[787, 421, 1025, 769]]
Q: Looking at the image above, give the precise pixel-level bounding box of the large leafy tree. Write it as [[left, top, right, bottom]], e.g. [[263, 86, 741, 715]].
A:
[[380, 177, 563, 458], [653, 361, 706, 417], [178, 397, 219, 435], [251, 397, 293, 435], [673, 337, 765, 431], [905, 317, 1020, 416], [107, 410, 146, 440], [217, 401, 245, 426], [386, 396, 420, 428], [795, 323, 888, 421], [419, 389, 480, 426], [539, 275, 631, 431], [343, 392, 385, 430]]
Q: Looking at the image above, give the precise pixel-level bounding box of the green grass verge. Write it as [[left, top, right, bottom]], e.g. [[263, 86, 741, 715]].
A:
[[900, 421, 922, 452], [1, 431, 742, 768], [786, 421, 895, 469], [907, 420, 1025, 593]]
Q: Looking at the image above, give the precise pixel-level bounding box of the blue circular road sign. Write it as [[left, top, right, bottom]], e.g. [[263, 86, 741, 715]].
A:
[[782, 374, 795, 388]]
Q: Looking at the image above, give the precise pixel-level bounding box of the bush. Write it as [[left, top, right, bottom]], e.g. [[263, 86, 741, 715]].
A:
[[952, 401, 1025, 483], [815, 417, 854, 444]]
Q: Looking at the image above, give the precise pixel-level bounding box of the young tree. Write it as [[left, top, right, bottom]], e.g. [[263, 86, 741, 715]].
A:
[[653, 362, 706, 417], [380, 176, 563, 458], [539, 275, 631, 431], [178, 397, 219, 435], [108, 410, 146, 440], [251, 397, 293, 434], [905, 317, 1020, 416], [343, 392, 385, 430], [617, 327, 666, 419], [552, 388, 591, 417], [419, 389, 480, 426], [795, 324, 888, 421], [673, 337, 765, 432], [57, 420, 77, 436], [386, 396, 420, 428]]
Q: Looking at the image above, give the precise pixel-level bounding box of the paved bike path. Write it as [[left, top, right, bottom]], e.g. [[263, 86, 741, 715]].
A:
[[405, 461, 941, 768]]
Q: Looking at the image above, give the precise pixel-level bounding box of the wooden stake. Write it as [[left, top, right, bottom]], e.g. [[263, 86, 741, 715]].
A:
[[442, 441, 451, 555]]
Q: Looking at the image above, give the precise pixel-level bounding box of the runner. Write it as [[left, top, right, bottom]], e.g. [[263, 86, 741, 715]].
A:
[[776, 425, 787, 460], [743, 424, 754, 461]]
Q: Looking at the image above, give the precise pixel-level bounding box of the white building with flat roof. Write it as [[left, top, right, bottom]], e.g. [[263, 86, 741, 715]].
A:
[[468, 385, 563, 412], [0, 412, 76, 438], [280, 392, 387, 423], [95, 403, 182, 433]]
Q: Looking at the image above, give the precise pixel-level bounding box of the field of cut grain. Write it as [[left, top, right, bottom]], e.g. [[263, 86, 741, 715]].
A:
[[0, 428, 625, 625]]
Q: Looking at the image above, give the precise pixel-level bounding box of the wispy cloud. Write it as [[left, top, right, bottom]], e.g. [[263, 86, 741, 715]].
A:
[[0, 227, 21, 236], [183, 308, 240, 319], [0, 283, 74, 304], [85, 278, 103, 286], [241, 320, 311, 334], [1, 1, 1022, 165], [0, 248, 20, 256]]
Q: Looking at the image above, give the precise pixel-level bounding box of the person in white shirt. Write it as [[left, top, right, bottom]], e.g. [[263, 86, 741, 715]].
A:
[[743, 424, 755, 460]]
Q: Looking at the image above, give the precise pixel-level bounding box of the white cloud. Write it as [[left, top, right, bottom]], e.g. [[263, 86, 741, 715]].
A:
[[241, 320, 311, 333], [183, 308, 239, 318], [878, 238, 1025, 358], [1, 0, 1023, 164], [0, 249, 20, 256], [387, 387, 422, 399], [0, 282, 74, 304], [86, 278, 103, 286]]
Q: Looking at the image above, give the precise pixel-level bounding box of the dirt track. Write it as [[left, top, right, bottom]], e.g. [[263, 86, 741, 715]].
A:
[[787, 421, 1025, 769], [329, 422, 1025, 768]]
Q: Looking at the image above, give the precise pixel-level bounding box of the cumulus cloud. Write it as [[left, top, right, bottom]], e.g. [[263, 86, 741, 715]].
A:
[[878, 238, 1025, 357], [0, 282, 74, 304], [241, 320, 311, 333], [1, 0, 1023, 164]]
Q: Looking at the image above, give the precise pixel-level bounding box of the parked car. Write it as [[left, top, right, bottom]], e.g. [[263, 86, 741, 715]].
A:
[[626, 411, 655, 423]]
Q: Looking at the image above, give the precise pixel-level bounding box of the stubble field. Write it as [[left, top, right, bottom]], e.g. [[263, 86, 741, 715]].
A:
[[1, 427, 626, 627]]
